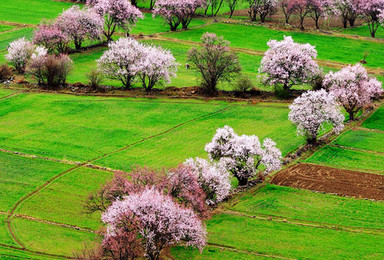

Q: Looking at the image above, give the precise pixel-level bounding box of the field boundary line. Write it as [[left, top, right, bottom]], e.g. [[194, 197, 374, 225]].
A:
[[302, 161, 384, 175], [0, 92, 22, 101], [14, 214, 97, 234], [0, 148, 82, 166], [355, 126, 384, 134], [223, 209, 384, 236], [329, 144, 384, 156], [207, 243, 296, 260], [5, 105, 232, 250], [0, 243, 74, 259]]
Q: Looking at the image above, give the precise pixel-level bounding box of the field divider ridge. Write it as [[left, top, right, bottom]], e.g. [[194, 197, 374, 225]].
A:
[[223, 209, 384, 236]]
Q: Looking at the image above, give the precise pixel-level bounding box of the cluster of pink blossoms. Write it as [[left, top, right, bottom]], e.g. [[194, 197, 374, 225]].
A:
[[323, 63, 383, 120], [102, 187, 206, 259]]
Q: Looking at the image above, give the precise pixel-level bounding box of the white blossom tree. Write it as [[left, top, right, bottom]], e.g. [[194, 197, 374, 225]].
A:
[[289, 89, 345, 143], [259, 36, 320, 91], [5, 37, 35, 74], [204, 126, 282, 186]]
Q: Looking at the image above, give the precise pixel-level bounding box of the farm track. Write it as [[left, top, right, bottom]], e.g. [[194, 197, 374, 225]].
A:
[[4, 104, 233, 256]]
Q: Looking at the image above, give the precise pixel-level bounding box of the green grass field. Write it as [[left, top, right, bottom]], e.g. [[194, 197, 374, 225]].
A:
[[306, 104, 384, 173], [173, 184, 384, 259], [1, 1, 384, 259]]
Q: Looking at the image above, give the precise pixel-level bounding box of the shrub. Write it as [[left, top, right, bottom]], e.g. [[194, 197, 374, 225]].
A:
[[234, 75, 254, 93], [0, 64, 12, 82], [28, 50, 73, 89], [87, 69, 104, 90]]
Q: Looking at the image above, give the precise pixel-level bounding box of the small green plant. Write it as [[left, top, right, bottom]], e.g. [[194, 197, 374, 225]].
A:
[[234, 75, 254, 93], [87, 69, 103, 90]]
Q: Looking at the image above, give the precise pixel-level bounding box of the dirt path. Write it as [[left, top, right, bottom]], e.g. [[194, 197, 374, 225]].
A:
[[271, 163, 384, 201]]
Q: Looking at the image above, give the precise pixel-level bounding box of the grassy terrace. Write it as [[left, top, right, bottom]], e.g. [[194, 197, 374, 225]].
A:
[[306, 104, 384, 173], [172, 184, 384, 259]]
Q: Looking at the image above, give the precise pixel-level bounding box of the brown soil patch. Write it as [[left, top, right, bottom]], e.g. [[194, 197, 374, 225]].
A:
[[271, 163, 384, 200]]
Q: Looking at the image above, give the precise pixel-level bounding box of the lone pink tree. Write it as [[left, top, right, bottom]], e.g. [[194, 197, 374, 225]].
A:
[[102, 188, 206, 260], [33, 23, 69, 53], [153, 0, 205, 31], [89, 0, 143, 42], [259, 36, 320, 91], [354, 0, 384, 38], [204, 126, 282, 186], [56, 6, 104, 50], [188, 33, 241, 95], [134, 45, 177, 92], [97, 37, 143, 88], [289, 89, 345, 143], [5, 37, 35, 74], [323, 64, 383, 121]]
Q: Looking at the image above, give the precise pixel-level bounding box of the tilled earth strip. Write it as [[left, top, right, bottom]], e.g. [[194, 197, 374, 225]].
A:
[[271, 163, 384, 201]]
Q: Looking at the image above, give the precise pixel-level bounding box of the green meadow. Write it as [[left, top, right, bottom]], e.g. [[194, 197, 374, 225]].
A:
[[1, 0, 384, 259]]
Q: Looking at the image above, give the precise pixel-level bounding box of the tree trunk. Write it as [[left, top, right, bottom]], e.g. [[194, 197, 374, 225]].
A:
[[349, 111, 355, 121], [342, 17, 348, 28], [300, 18, 305, 30], [237, 177, 248, 186]]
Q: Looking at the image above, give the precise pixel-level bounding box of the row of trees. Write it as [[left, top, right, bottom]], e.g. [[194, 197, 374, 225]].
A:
[[260, 36, 383, 124], [33, 0, 143, 54], [83, 127, 281, 259]]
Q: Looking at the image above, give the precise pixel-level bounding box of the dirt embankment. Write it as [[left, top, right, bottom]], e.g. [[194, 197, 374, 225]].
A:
[[272, 163, 384, 201]]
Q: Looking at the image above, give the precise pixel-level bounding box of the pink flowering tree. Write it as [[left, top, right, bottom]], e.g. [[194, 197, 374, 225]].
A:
[[184, 157, 232, 205], [5, 37, 35, 74], [259, 36, 320, 92], [330, 0, 355, 28], [248, 0, 278, 22], [289, 0, 311, 30], [97, 37, 143, 88], [89, 0, 143, 42], [167, 165, 209, 217], [323, 64, 383, 121], [281, 0, 296, 24], [205, 126, 282, 186], [135, 45, 177, 92], [102, 188, 206, 260], [153, 0, 205, 31], [289, 89, 345, 143], [354, 0, 384, 38], [307, 0, 335, 29], [56, 6, 104, 50], [33, 23, 69, 54], [188, 33, 241, 95]]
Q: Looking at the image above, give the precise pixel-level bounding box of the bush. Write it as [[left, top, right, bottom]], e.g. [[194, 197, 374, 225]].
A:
[[29, 52, 72, 89], [87, 69, 103, 90], [234, 75, 254, 93], [0, 64, 12, 82]]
